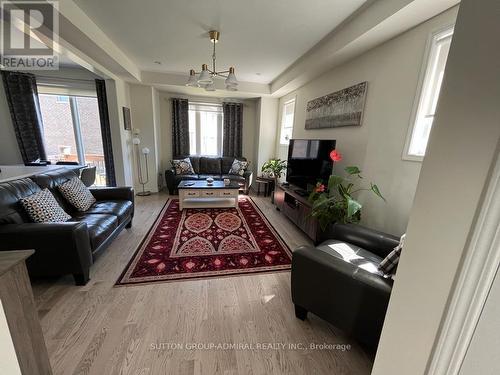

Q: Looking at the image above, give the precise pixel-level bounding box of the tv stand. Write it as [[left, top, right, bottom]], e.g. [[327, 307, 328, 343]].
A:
[[292, 188, 309, 197], [274, 184, 322, 243]]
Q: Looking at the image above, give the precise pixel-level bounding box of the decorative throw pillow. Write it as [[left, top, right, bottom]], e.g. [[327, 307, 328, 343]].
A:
[[171, 158, 195, 175], [58, 176, 96, 211], [228, 159, 248, 176], [378, 234, 406, 276], [20, 189, 71, 223]]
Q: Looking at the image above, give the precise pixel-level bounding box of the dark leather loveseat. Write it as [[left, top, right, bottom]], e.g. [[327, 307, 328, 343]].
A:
[[291, 223, 400, 348], [0, 169, 134, 285], [165, 156, 253, 195]]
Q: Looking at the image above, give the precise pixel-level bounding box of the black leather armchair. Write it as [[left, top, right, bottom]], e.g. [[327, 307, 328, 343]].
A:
[[291, 223, 400, 348]]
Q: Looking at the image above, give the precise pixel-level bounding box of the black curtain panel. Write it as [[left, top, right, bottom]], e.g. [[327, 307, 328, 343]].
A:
[[95, 79, 117, 187], [172, 98, 190, 156], [222, 102, 243, 157], [1, 71, 47, 163]]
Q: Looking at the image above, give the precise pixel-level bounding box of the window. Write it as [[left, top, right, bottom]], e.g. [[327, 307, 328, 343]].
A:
[[188, 102, 223, 155], [280, 99, 295, 145], [56, 95, 69, 103], [38, 93, 107, 186], [404, 27, 454, 160]]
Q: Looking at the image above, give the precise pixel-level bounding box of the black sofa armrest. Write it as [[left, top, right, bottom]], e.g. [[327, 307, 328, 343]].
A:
[[165, 168, 177, 195], [242, 170, 253, 194], [326, 223, 400, 259], [0, 222, 93, 285]]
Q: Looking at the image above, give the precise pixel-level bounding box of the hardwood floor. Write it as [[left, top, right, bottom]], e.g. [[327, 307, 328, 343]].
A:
[[32, 192, 373, 375]]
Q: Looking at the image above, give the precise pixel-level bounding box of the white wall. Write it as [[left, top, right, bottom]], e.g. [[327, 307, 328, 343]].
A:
[[129, 84, 160, 193], [373, 0, 500, 373], [255, 97, 279, 177], [157, 92, 258, 184], [277, 7, 458, 235], [105, 78, 134, 187]]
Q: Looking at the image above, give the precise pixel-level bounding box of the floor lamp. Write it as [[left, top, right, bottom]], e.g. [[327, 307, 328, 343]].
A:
[[132, 137, 151, 196]]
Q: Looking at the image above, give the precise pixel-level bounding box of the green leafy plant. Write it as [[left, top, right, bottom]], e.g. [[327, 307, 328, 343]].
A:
[[309, 165, 385, 231], [261, 159, 287, 180]]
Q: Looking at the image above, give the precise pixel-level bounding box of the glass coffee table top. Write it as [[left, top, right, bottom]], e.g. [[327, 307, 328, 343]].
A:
[[177, 180, 240, 189]]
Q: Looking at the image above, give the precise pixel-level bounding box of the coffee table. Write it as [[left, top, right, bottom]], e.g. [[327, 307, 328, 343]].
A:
[[177, 180, 240, 211]]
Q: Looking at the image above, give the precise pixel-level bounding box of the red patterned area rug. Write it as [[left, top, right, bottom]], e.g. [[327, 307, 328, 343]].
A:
[[116, 197, 292, 285]]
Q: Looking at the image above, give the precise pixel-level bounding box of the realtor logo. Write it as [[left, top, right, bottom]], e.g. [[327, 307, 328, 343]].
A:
[[0, 0, 59, 70]]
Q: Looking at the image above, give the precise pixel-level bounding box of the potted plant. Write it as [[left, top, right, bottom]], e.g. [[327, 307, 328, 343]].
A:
[[308, 150, 385, 237], [261, 159, 287, 199]]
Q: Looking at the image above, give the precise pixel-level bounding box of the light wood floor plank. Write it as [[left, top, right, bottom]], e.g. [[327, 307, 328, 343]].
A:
[[32, 192, 373, 375]]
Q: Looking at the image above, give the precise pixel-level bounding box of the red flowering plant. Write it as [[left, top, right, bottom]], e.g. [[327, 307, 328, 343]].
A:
[[308, 150, 385, 230]]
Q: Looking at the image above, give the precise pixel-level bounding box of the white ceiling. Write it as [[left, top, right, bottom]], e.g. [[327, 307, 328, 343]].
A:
[[73, 0, 367, 84]]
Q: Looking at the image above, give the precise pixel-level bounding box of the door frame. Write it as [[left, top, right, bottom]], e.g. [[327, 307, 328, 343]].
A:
[[427, 147, 500, 374]]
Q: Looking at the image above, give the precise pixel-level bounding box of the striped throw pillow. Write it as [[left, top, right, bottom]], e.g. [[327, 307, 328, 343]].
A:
[[378, 234, 406, 276]]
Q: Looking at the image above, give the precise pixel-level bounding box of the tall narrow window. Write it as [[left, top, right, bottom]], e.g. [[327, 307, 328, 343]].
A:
[[280, 99, 295, 145], [188, 102, 223, 156], [404, 27, 454, 160], [38, 93, 107, 186]]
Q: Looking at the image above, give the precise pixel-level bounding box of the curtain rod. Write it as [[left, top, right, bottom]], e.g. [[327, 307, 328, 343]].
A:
[[35, 75, 96, 83], [170, 96, 246, 105]]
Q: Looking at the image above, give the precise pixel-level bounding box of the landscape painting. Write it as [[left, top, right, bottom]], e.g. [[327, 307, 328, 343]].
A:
[[305, 81, 367, 129]]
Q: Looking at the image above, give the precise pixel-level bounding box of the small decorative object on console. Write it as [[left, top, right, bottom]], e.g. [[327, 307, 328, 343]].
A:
[[206, 177, 214, 185]]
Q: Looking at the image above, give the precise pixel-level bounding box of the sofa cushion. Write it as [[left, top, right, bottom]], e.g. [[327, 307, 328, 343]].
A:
[[20, 188, 71, 223], [221, 174, 245, 183], [199, 157, 222, 175], [316, 239, 385, 276], [198, 175, 223, 180], [173, 175, 200, 183], [58, 176, 96, 211], [171, 158, 195, 175], [188, 156, 201, 174], [70, 213, 118, 250], [0, 178, 41, 224], [85, 200, 133, 224]]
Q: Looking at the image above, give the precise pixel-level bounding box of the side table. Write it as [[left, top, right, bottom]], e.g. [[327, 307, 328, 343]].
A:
[[255, 177, 275, 197]]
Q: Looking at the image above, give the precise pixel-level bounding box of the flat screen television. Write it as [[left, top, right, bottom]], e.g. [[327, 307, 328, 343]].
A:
[[286, 139, 336, 190]]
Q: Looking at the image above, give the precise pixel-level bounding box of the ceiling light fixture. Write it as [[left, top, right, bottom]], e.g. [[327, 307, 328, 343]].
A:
[[185, 30, 238, 92]]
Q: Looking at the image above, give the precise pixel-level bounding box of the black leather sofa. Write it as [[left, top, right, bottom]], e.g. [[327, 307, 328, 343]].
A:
[[291, 223, 400, 348], [165, 156, 253, 195], [0, 169, 134, 285]]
